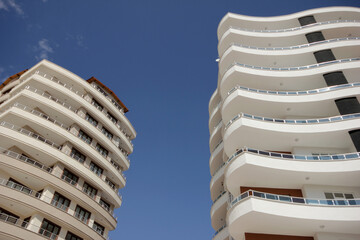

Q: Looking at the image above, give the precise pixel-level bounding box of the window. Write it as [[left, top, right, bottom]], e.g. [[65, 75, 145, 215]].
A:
[[325, 192, 354, 199], [110, 159, 120, 171], [96, 86, 108, 97], [39, 219, 61, 240], [83, 182, 97, 198], [102, 127, 113, 140], [105, 177, 116, 190], [62, 168, 79, 185], [65, 231, 83, 240], [96, 144, 108, 157], [22, 216, 30, 228], [92, 99, 103, 111], [90, 161, 103, 176], [106, 112, 117, 124], [71, 148, 86, 163], [0, 208, 19, 224], [74, 205, 91, 224], [85, 113, 98, 127], [52, 192, 71, 211], [100, 198, 111, 211], [78, 130, 92, 144], [92, 222, 105, 236], [7, 178, 31, 194]]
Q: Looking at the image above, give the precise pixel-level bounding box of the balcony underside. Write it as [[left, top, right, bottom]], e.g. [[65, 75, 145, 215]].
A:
[[228, 198, 360, 239], [225, 152, 360, 195]]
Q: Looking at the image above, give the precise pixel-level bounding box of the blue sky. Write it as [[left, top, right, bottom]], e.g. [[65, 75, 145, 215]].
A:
[[0, 0, 359, 239]]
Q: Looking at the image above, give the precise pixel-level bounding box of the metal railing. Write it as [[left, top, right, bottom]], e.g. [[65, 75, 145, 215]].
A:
[[224, 58, 360, 75], [34, 71, 133, 144], [90, 82, 125, 114], [0, 147, 118, 218], [0, 212, 59, 240], [213, 224, 226, 238], [0, 121, 62, 150], [213, 191, 227, 205], [212, 140, 223, 153], [12, 101, 127, 178], [225, 112, 360, 129], [228, 19, 360, 33], [229, 189, 360, 209], [224, 37, 360, 52], [227, 82, 360, 97]]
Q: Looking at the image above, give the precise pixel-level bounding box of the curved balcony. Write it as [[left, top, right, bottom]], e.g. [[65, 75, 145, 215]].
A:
[[0, 147, 118, 229], [211, 191, 228, 230], [210, 161, 225, 201], [24, 72, 134, 154], [222, 82, 360, 122], [224, 113, 360, 156], [218, 7, 360, 38], [0, 178, 106, 240], [209, 89, 221, 114], [209, 140, 224, 176], [19, 61, 136, 139], [219, 38, 360, 75], [0, 212, 50, 240], [209, 121, 223, 153], [209, 102, 222, 131], [224, 148, 360, 195], [0, 122, 122, 207], [228, 190, 360, 239], [219, 58, 360, 97], [7, 85, 130, 170]]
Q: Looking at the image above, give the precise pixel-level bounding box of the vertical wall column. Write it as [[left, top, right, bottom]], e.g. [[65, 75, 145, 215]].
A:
[[298, 16, 360, 151]]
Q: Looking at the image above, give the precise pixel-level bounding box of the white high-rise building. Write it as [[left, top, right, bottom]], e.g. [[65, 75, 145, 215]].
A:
[[0, 60, 136, 240], [209, 6, 360, 240]]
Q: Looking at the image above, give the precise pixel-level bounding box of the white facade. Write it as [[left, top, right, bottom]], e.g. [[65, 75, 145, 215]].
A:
[[209, 7, 360, 240], [0, 60, 136, 240]]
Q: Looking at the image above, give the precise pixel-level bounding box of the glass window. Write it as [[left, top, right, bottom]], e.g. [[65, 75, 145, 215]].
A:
[[90, 161, 103, 176], [96, 86, 108, 97], [65, 231, 83, 240], [39, 219, 61, 240], [105, 177, 116, 190], [74, 205, 91, 224], [102, 127, 113, 140], [92, 221, 105, 236], [83, 182, 97, 198], [71, 148, 86, 163], [106, 112, 117, 124], [62, 168, 79, 185], [96, 144, 108, 157], [85, 114, 98, 127], [78, 130, 92, 144], [52, 192, 71, 211], [92, 99, 103, 111], [0, 208, 19, 224], [100, 198, 111, 211], [7, 178, 31, 194]]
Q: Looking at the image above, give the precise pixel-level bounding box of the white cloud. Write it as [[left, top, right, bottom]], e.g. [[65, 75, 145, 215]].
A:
[[0, 0, 23, 15], [34, 39, 54, 60]]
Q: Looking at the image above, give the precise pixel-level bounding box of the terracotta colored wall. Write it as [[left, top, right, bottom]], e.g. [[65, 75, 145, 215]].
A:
[[240, 187, 303, 197], [245, 233, 314, 240]]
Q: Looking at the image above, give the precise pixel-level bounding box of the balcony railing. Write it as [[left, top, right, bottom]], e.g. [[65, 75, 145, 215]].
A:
[[212, 140, 223, 154], [0, 147, 118, 219], [0, 212, 59, 240], [211, 147, 360, 177], [225, 112, 360, 129], [224, 37, 360, 52], [227, 82, 360, 97], [51, 199, 69, 212], [213, 191, 227, 205], [227, 19, 360, 33], [0, 121, 62, 150], [213, 224, 226, 238], [229, 190, 360, 209], [90, 82, 125, 114], [12, 102, 127, 179], [34, 71, 133, 143], [223, 58, 360, 76]]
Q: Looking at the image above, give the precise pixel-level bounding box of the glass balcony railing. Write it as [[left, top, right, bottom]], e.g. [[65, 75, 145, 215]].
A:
[[223, 58, 360, 76], [227, 82, 360, 97], [213, 224, 226, 238], [212, 140, 223, 154], [211, 147, 360, 177], [213, 191, 227, 205], [225, 37, 360, 52], [225, 112, 360, 129], [227, 19, 360, 33], [229, 190, 360, 209]]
